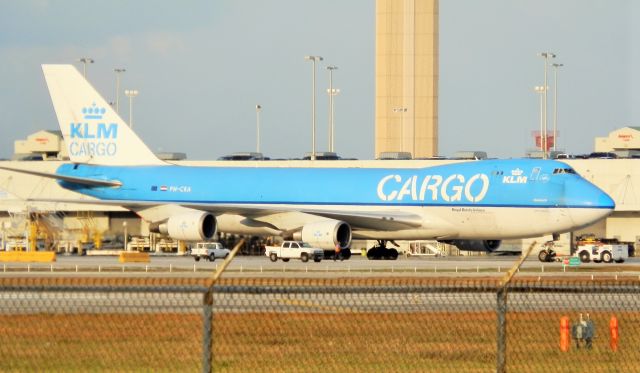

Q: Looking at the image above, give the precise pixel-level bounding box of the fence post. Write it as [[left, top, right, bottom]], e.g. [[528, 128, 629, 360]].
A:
[[202, 289, 213, 373], [201, 238, 244, 373], [496, 287, 507, 373], [495, 241, 537, 373]]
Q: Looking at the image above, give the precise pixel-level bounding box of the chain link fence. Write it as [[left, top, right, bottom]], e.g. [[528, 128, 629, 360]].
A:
[[0, 277, 639, 372]]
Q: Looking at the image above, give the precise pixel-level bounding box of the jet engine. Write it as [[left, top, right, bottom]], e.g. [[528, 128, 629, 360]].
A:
[[149, 212, 217, 241], [442, 239, 501, 252], [294, 220, 352, 249]]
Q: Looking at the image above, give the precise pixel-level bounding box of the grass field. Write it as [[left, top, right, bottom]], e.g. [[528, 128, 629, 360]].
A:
[[0, 311, 637, 372], [0, 277, 638, 372]]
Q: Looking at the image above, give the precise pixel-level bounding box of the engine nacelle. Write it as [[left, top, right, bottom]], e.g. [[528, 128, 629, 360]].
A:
[[443, 239, 501, 252], [294, 220, 352, 250], [149, 212, 217, 242]]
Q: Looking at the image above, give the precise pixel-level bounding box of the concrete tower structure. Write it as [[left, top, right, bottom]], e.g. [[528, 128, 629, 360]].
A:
[[375, 0, 439, 159]]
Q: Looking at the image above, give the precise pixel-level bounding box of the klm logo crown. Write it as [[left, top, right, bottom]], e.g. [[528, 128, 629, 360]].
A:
[[82, 103, 106, 120], [511, 168, 523, 176]]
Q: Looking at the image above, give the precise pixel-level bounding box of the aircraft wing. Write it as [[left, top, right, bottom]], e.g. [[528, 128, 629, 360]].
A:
[[290, 209, 424, 230], [25, 197, 426, 231], [179, 203, 425, 231]]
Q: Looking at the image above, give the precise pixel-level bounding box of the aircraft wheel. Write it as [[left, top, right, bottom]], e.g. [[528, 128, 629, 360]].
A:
[[387, 248, 399, 260], [579, 251, 590, 263], [341, 249, 352, 260], [367, 247, 381, 260], [538, 250, 548, 262]]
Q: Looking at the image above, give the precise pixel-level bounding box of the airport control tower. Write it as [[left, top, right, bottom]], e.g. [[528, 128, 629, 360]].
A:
[[375, 0, 438, 159]]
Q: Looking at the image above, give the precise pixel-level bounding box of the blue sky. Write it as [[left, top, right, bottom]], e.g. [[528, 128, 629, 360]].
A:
[[0, 1, 637, 160]]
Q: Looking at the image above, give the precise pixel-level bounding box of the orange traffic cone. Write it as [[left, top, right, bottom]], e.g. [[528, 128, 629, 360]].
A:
[[610, 315, 619, 352], [560, 316, 570, 352]]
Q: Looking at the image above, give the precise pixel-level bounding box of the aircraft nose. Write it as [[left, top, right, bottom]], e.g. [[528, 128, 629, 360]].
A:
[[564, 178, 615, 227], [564, 177, 614, 208]]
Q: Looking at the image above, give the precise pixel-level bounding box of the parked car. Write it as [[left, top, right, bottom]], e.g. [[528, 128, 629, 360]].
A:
[[588, 152, 617, 159]]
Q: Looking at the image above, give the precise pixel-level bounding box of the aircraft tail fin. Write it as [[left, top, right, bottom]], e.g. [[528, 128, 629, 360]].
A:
[[42, 64, 164, 166]]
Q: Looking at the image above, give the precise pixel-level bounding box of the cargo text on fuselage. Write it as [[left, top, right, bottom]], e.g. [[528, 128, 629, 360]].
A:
[[377, 173, 490, 203]]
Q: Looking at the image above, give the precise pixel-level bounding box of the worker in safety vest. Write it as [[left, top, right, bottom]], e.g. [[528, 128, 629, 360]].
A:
[[334, 244, 342, 261]]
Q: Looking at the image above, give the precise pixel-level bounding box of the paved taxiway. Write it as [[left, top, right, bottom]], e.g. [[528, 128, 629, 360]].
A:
[[2, 255, 639, 314], [1, 254, 639, 278]]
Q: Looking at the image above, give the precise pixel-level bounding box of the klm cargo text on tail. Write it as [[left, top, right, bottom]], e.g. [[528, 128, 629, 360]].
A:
[[68, 103, 118, 157]]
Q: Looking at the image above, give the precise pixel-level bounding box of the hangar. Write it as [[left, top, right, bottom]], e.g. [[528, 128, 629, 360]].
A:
[[594, 126, 640, 157]]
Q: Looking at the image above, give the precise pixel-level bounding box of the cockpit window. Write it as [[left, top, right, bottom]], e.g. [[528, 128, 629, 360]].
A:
[[553, 168, 576, 175]]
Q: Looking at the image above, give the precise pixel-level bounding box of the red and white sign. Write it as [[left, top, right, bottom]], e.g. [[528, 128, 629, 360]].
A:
[[618, 133, 633, 142]]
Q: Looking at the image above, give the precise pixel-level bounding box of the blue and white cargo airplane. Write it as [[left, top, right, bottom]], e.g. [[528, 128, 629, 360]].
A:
[[0, 65, 615, 259]]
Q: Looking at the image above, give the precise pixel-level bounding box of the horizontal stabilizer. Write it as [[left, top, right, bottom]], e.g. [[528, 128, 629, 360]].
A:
[[0, 166, 122, 187]]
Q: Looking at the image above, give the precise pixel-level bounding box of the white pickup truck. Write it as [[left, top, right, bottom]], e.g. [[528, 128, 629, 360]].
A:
[[265, 241, 323, 262], [189, 242, 230, 262]]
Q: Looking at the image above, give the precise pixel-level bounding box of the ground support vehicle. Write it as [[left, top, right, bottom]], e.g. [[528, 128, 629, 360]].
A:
[[265, 241, 323, 263], [575, 243, 628, 263]]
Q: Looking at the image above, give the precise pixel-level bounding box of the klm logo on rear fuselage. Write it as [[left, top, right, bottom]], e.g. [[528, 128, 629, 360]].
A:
[[502, 168, 527, 184], [68, 103, 118, 157]]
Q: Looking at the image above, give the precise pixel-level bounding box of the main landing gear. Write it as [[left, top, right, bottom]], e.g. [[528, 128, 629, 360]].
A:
[[366, 240, 399, 260]]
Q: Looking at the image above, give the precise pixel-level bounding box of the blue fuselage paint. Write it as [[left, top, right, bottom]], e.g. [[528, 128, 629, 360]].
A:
[[55, 159, 614, 211]]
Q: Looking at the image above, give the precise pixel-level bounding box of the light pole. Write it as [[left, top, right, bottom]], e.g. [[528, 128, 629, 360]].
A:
[[78, 57, 94, 79], [304, 55, 323, 160], [256, 104, 262, 153], [552, 63, 563, 152], [124, 89, 139, 128], [326, 87, 340, 153], [393, 107, 408, 153], [326, 65, 338, 153], [114, 68, 126, 114], [539, 52, 556, 159], [122, 221, 128, 251], [534, 86, 545, 156]]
